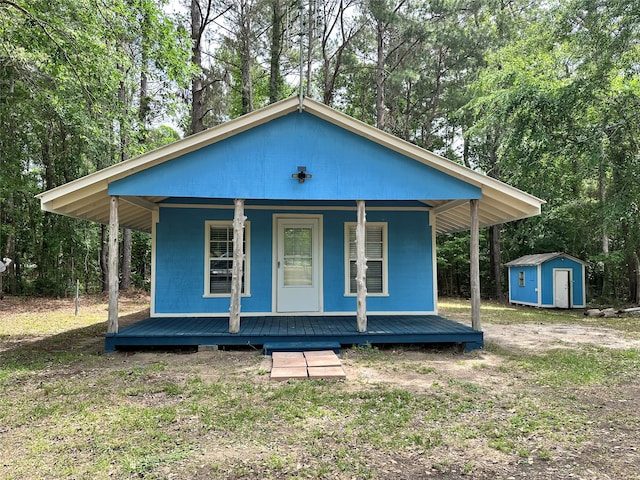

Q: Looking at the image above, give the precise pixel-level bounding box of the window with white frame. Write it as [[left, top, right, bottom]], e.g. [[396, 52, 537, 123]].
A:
[[345, 223, 387, 295], [205, 221, 250, 296], [518, 270, 525, 287]]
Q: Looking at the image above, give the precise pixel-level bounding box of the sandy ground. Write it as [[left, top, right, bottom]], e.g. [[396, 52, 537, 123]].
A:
[[482, 321, 640, 351]]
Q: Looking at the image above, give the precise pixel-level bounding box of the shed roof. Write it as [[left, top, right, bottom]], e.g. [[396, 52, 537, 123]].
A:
[[505, 252, 587, 267], [37, 96, 544, 234]]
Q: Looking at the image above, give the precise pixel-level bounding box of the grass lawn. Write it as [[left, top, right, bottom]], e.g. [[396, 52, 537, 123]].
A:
[[1, 294, 639, 479]]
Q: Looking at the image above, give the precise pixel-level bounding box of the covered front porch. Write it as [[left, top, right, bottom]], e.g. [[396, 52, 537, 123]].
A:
[[104, 314, 484, 353], [37, 97, 544, 354]]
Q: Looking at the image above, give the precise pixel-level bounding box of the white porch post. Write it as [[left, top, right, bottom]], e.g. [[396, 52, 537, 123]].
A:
[[108, 196, 119, 334], [356, 200, 368, 332], [470, 199, 481, 330], [229, 198, 246, 334]]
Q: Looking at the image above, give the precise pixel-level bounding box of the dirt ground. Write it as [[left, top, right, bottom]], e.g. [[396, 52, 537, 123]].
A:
[[1, 295, 639, 479], [341, 320, 640, 400], [482, 321, 640, 351]]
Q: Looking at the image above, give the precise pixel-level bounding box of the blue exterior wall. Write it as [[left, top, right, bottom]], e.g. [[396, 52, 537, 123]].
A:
[[508, 265, 538, 305], [154, 206, 434, 315], [540, 257, 585, 307], [109, 112, 480, 201]]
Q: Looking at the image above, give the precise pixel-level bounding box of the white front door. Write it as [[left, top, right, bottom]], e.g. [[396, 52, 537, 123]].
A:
[[276, 217, 321, 312], [554, 269, 571, 308]]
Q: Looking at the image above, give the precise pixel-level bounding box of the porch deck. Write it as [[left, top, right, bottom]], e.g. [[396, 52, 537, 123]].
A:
[[105, 315, 483, 353]]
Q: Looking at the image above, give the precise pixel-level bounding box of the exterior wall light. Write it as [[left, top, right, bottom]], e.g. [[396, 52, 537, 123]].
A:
[[292, 166, 312, 183]]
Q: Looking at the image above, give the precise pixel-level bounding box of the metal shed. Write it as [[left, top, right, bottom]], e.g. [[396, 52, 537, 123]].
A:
[[505, 253, 587, 308]]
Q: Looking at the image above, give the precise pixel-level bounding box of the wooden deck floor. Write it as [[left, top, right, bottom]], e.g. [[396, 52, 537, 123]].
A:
[[105, 315, 483, 353]]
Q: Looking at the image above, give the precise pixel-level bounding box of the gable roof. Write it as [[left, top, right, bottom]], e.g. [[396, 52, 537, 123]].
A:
[[37, 96, 544, 234], [108, 111, 482, 201], [505, 252, 587, 267]]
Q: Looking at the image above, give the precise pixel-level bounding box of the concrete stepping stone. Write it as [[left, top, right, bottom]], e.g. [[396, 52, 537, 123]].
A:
[[272, 351, 307, 368], [271, 366, 308, 381], [302, 350, 336, 357], [308, 366, 347, 380], [304, 354, 342, 367]]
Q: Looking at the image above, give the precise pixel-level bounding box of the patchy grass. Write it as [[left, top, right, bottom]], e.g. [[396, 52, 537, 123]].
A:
[[1, 295, 639, 479], [440, 298, 585, 324], [514, 347, 640, 387]]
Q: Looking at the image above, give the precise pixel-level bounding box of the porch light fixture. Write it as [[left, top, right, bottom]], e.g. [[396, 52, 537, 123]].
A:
[[292, 166, 312, 183]]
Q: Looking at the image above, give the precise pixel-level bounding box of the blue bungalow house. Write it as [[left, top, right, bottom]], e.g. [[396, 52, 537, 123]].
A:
[[38, 97, 543, 352], [505, 253, 587, 309]]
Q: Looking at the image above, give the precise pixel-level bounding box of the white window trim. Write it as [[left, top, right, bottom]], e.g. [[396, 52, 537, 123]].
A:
[[203, 220, 251, 298], [518, 270, 525, 287], [344, 222, 389, 297]]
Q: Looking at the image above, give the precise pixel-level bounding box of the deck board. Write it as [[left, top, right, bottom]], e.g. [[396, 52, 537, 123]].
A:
[[106, 314, 483, 353]]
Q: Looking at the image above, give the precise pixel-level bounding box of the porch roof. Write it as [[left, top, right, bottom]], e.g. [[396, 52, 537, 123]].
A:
[[37, 96, 544, 234]]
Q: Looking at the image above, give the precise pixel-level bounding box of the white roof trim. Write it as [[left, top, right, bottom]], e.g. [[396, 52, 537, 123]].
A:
[[505, 252, 587, 267], [38, 96, 544, 233]]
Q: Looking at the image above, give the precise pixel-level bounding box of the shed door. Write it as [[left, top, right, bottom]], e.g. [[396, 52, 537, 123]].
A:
[[554, 269, 571, 308], [276, 217, 321, 312]]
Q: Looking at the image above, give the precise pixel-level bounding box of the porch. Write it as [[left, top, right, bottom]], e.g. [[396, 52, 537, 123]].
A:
[[104, 314, 483, 353]]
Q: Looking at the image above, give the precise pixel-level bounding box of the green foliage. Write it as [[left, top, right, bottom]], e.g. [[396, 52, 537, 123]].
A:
[[0, 0, 189, 294], [461, 0, 640, 302], [2, 0, 640, 303]]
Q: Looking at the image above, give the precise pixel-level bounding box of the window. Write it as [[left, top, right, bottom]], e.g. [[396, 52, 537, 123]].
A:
[[518, 270, 525, 287], [345, 223, 387, 295], [205, 221, 250, 296]]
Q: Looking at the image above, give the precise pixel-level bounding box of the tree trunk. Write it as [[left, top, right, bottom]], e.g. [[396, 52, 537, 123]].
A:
[[240, 0, 253, 114], [320, 1, 360, 106], [100, 226, 108, 292], [634, 251, 640, 305], [421, 48, 445, 150], [598, 148, 611, 299], [304, 0, 315, 97], [489, 225, 504, 302], [138, 16, 150, 142], [118, 79, 132, 290], [375, 18, 385, 130], [121, 22, 151, 293], [3, 194, 17, 294], [269, 0, 282, 104], [462, 128, 471, 168], [486, 140, 503, 302], [190, 0, 205, 134], [121, 230, 132, 290]]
